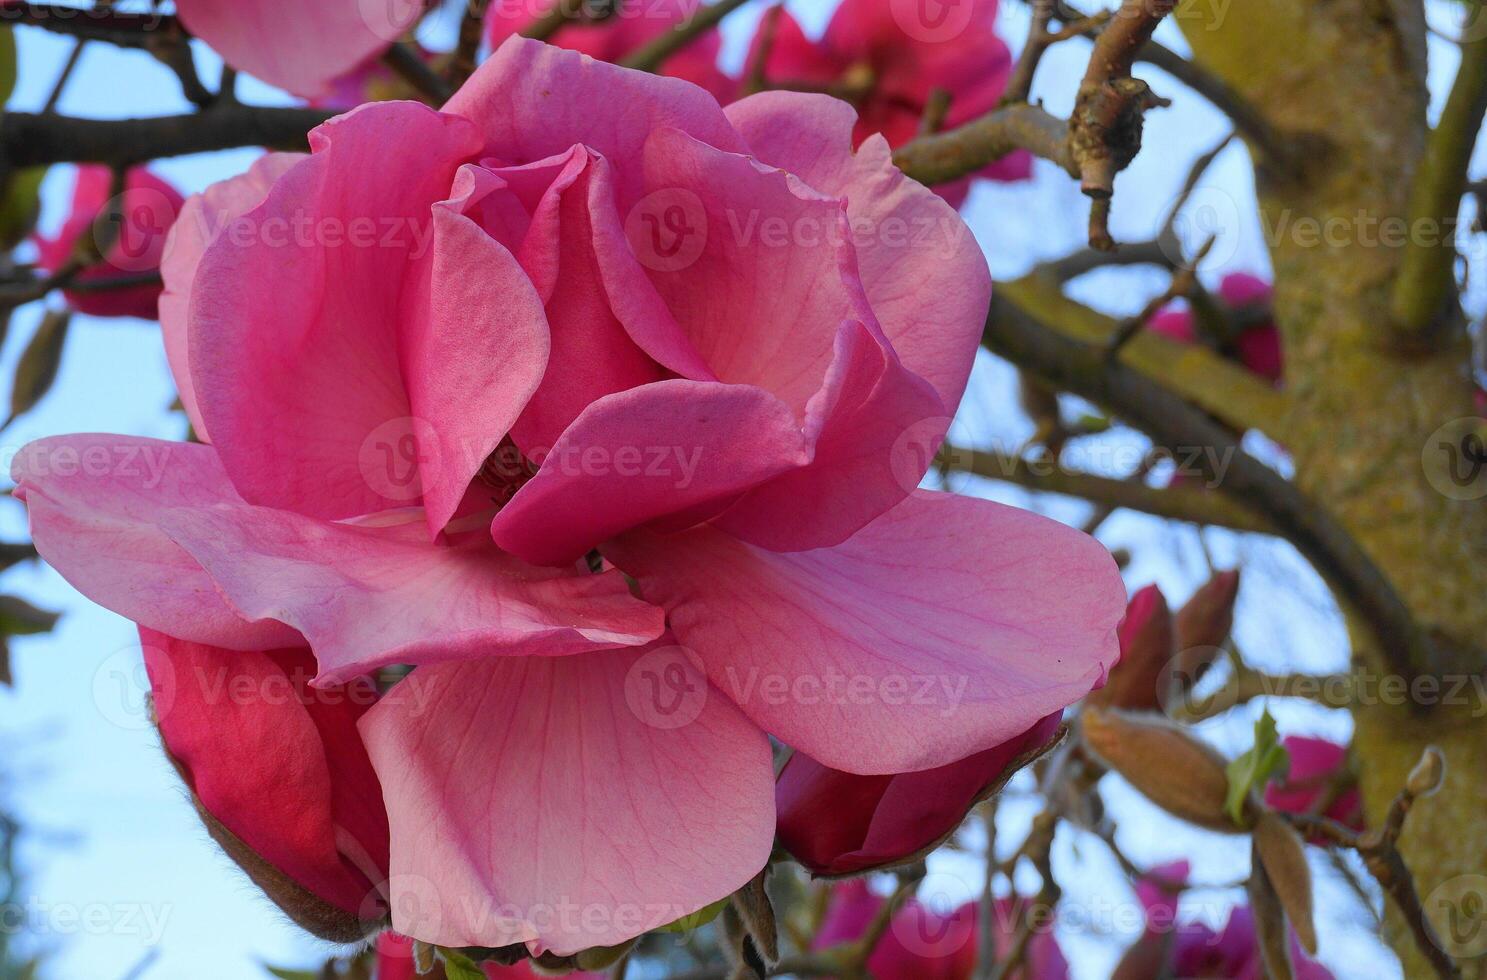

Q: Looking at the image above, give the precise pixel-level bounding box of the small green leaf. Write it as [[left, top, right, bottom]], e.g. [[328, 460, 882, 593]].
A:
[[0, 595, 59, 636], [658, 896, 729, 933], [263, 967, 318, 980], [0, 28, 16, 107], [439, 948, 486, 980], [1224, 709, 1289, 825], [0, 166, 44, 250], [10, 308, 71, 422]]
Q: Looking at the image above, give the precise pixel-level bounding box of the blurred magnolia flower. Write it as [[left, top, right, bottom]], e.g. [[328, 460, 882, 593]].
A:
[[1115, 861, 1333, 979], [1149, 273, 1283, 385], [15, 39, 1123, 957], [744, 0, 1031, 206], [815, 880, 1069, 979], [175, 0, 420, 99], [486, 0, 735, 101], [33, 165, 183, 320], [1263, 735, 1364, 836]]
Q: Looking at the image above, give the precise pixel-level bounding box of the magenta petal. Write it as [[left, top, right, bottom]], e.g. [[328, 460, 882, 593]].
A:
[[12, 435, 300, 650], [712, 318, 946, 552], [490, 379, 811, 566], [606, 491, 1124, 774], [400, 199, 550, 533], [151, 508, 665, 685], [445, 37, 743, 202], [776, 711, 1062, 876], [176, 0, 417, 99], [634, 126, 867, 414], [359, 643, 775, 954], [479, 149, 665, 450], [190, 103, 483, 521], [142, 629, 388, 914], [160, 153, 304, 441], [726, 93, 993, 411]]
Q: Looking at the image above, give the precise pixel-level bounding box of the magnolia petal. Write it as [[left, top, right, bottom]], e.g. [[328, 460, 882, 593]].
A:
[[490, 379, 811, 566], [176, 0, 417, 99], [359, 644, 775, 954], [606, 491, 1124, 774], [190, 103, 483, 521], [12, 435, 299, 650], [160, 152, 304, 441], [726, 92, 992, 411]]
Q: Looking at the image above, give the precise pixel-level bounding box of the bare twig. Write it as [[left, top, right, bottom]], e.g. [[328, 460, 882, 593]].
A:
[[741, 3, 783, 96], [942, 444, 1274, 534], [383, 42, 453, 104], [448, 0, 491, 90], [1286, 749, 1458, 980], [41, 37, 84, 114], [983, 288, 1442, 680], [0, 105, 335, 167], [893, 104, 1074, 184]]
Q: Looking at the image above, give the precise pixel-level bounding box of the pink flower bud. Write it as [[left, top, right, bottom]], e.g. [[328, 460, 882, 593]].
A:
[[1090, 584, 1175, 711], [143, 628, 389, 941], [776, 713, 1063, 877]]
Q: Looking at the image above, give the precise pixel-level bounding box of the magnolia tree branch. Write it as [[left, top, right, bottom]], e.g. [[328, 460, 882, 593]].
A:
[[892, 104, 1074, 183], [1388, 28, 1487, 349], [982, 288, 1441, 681], [0, 1, 174, 47], [939, 444, 1275, 534], [0, 105, 334, 166]]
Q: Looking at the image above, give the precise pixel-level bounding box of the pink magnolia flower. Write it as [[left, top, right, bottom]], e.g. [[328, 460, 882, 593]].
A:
[[145, 629, 389, 940], [175, 0, 421, 99], [33, 165, 184, 320], [776, 712, 1062, 876], [1263, 735, 1363, 835], [14, 39, 1123, 957], [815, 881, 1068, 980], [1121, 862, 1333, 979], [745, 0, 1031, 205], [486, 0, 735, 102], [1149, 273, 1283, 385]]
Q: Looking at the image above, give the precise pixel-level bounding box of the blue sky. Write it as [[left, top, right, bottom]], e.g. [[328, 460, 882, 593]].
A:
[[0, 2, 1479, 978]]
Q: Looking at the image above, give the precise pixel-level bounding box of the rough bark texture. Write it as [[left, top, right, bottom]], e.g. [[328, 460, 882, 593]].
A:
[[1176, 1, 1487, 975]]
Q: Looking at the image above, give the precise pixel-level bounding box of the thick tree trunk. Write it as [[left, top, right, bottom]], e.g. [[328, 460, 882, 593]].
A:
[[1176, 1, 1487, 975]]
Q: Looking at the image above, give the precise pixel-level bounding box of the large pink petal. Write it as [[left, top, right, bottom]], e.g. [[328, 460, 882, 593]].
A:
[[359, 642, 775, 954], [399, 191, 551, 533], [12, 435, 300, 650], [443, 37, 743, 203], [489, 380, 811, 566], [176, 0, 418, 99], [151, 507, 665, 685], [633, 126, 864, 414], [605, 491, 1124, 774], [190, 103, 482, 521], [160, 152, 304, 441], [726, 93, 992, 411]]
